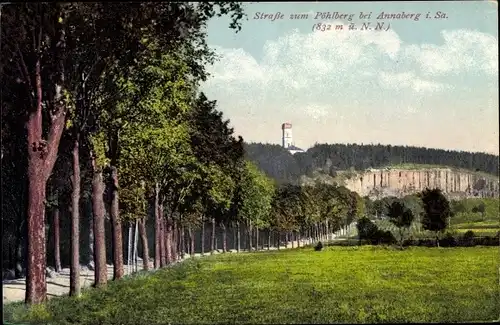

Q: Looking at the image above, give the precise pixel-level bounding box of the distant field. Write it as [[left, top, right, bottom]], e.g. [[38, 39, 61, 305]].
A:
[[374, 219, 499, 238], [372, 198, 499, 238], [5, 246, 499, 324]]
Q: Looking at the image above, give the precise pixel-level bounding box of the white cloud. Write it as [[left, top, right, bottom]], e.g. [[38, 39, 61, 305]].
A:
[[403, 30, 498, 76], [303, 104, 330, 120], [204, 27, 497, 124], [379, 72, 449, 93]]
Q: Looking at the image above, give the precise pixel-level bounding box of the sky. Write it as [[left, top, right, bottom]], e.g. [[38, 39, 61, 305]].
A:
[[201, 1, 499, 155]]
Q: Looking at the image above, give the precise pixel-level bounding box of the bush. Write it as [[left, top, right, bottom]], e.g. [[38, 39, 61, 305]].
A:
[[439, 232, 457, 247], [461, 230, 475, 247], [372, 230, 396, 245], [357, 217, 378, 241], [314, 241, 323, 251]]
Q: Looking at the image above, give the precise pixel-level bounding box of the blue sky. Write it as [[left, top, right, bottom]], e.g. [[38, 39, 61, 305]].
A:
[[201, 1, 498, 154]]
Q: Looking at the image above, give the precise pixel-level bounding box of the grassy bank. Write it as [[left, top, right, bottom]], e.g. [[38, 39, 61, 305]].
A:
[[5, 246, 499, 324]]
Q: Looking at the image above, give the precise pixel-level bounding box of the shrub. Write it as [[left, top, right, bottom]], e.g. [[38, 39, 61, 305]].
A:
[[314, 241, 323, 251], [474, 236, 498, 246], [440, 232, 457, 247], [357, 217, 378, 241], [372, 230, 396, 245], [461, 230, 475, 247], [382, 230, 397, 244]]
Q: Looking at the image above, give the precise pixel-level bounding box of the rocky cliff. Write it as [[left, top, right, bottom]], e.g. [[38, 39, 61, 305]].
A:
[[342, 168, 499, 199]]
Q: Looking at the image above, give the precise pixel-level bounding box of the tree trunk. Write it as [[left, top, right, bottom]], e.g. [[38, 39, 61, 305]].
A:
[[171, 220, 178, 261], [178, 223, 182, 259], [185, 228, 190, 256], [15, 226, 25, 279], [154, 183, 160, 269], [237, 221, 241, 252], [180, 224, 185, 259], [277, 232, 280, 250], [165, 217, 172, 264], [53, 207, 62, 273], [255, 228, 259, 250], [138, 218, 149, 271], [189, 226, 195, 257], [109, 166, 123, 280], [291, 232, 295, 248], [92, 166, 107, 288], [210, 218, 216, 254], [25, 20, 68, 304], [201, 219, 205, 255], [247, 221, 253, 251], [221, 223, 227, 253], [127, 224, 133, 274], [267, 230, 271, 250], [70, 137, 81, 297], [160, 217, 167, 267], [173, 222, 178, 260], [133, 220, 139, 272], [87, 199, 94, 270], [232, 225, 237, 251], [25, 143, 48, 304]]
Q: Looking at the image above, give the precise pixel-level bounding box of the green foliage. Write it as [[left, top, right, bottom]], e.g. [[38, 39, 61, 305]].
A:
[[314, 241, 323, 251], [89, 131, 111, 170], [420, 188, 451, 237], [356, 217, 396, 245], [238, 161, 275, 229], [271, 184, 303, 232], [387, 199, 414, 247], [5, 247, 499, 324], [356, 217, 378, 240]]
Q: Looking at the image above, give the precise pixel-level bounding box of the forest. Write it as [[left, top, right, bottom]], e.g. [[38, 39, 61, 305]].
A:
[[244, 143, 499, 185]]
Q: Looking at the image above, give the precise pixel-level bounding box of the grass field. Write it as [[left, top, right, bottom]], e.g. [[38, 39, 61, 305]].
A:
[[374, 219, 499, 238], [372, 197, 499, 238], [4, 246, 499, 324]]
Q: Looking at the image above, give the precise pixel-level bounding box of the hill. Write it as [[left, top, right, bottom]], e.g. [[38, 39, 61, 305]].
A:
[[244, 143, 499, 198]]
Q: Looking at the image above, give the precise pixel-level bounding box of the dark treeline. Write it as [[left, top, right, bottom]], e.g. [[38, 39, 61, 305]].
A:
[[244, 143, 499, 184]]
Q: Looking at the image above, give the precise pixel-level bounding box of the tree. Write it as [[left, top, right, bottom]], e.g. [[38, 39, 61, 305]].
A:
[[1, 3, 74, 304], [402, 194, 424, 233], [420, 188, 451, 247], [2, 1, 249, 305], [472, 202, 486, 220], [387, 200, 414, 248], [451, 200, 467, 215], [356, 217, 378, 244], [271, 184, 303, 248], [238, 161, 275, 251]]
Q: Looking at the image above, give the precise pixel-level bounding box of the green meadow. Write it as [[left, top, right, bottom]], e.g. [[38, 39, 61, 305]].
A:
[[5, 246, 499, 324]]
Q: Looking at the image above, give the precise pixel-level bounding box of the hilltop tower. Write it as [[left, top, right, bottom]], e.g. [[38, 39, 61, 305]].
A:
[[282, 122, 293, 148]]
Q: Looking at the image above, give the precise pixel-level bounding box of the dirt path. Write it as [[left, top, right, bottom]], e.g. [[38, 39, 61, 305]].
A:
[[3, 227, 352, 304]]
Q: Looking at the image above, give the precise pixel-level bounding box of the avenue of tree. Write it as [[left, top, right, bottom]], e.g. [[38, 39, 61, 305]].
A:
[[0, 3, 479, 308]]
